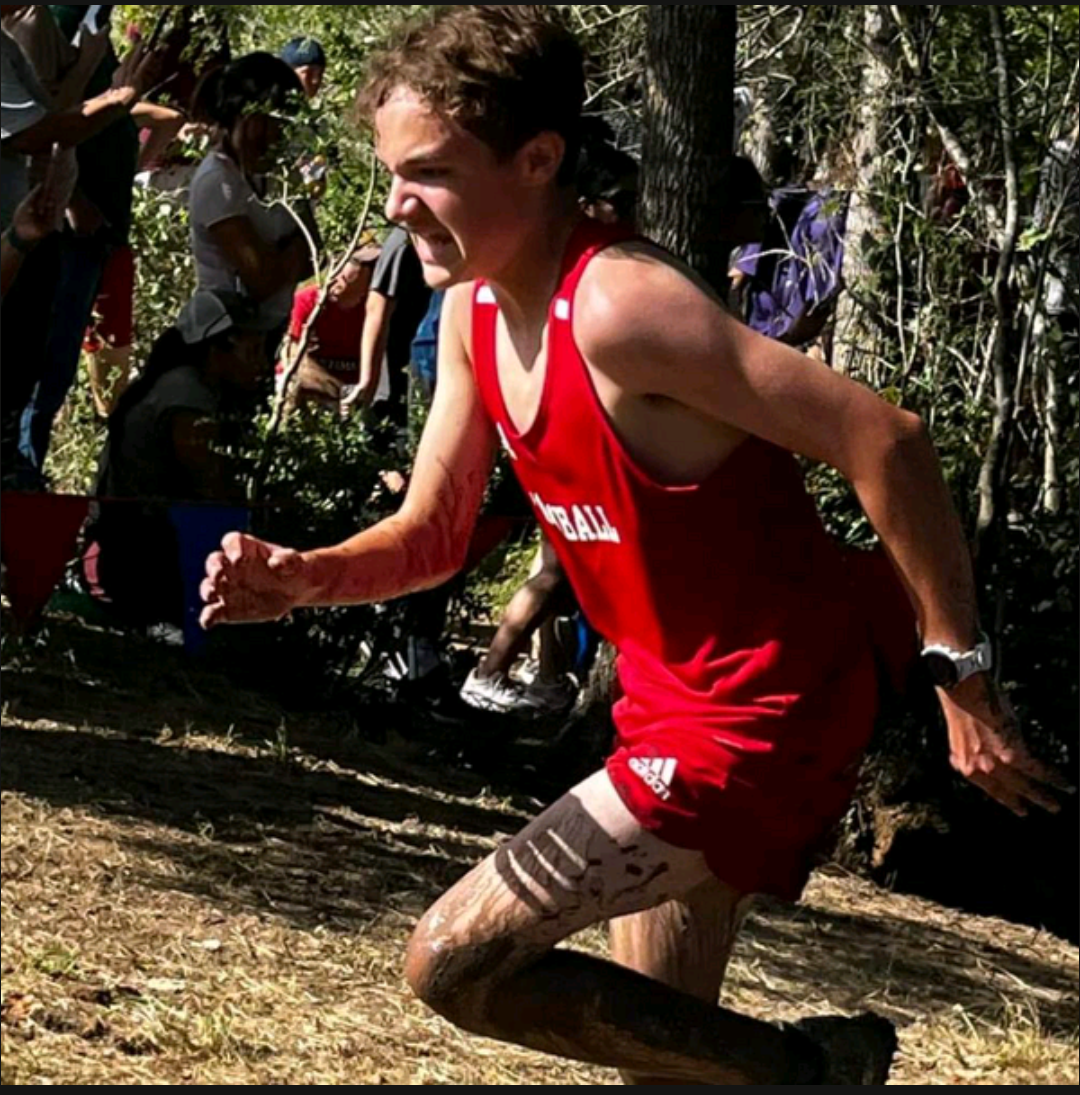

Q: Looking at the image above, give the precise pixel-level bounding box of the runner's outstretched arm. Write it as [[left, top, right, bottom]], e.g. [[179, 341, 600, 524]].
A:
[[200, 284, 494, 627]]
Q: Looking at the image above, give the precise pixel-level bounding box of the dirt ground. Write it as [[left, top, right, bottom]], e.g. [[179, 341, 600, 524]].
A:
[[2, 615, 1077, 1085]]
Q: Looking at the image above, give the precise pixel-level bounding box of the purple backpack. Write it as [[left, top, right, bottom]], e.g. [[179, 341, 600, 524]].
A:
[[736, 188, 851, 343]]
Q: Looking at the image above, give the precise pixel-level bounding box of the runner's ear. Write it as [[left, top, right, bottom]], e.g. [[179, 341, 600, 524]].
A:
[[517, 131, 566, 190]]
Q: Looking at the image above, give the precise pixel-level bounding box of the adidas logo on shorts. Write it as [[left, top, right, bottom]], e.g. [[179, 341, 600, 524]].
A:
[[628, 757, 678, 802]]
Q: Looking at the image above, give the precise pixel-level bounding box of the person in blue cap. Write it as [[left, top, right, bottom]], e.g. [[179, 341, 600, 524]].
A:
[[280, 36, 326, 101]]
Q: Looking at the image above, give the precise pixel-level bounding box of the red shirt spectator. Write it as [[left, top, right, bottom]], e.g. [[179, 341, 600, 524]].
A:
[[277, 244, 379, 409], [287, 285, 365, 380]]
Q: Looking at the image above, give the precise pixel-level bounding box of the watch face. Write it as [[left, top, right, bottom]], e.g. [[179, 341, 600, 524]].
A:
[[923, 651, 960, 690]]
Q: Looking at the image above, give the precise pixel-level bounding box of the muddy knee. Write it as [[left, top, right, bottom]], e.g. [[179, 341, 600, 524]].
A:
[[404, 913, 510, 1030]]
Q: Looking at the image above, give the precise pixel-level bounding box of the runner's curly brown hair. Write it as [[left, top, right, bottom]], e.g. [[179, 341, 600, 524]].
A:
[[357, 6, 586, 183]]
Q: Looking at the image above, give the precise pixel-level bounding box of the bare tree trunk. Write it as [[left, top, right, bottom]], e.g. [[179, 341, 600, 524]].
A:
[[1024, 106, 1078, 516], [975, 6, 1023, 558], [640, 5, 738, 293], [739, 7, 808, 185], [833, 7, 897, 381]]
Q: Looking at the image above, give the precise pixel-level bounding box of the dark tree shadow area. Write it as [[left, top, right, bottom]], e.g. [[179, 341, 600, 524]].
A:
[[0, 611, 600, 808]]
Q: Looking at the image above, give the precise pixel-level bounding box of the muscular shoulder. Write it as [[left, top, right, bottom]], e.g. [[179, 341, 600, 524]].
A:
[[573, 241, 741, 397]]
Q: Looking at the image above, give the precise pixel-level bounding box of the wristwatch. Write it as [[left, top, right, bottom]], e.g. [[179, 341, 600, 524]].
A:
[[921, 634, 994, 690]]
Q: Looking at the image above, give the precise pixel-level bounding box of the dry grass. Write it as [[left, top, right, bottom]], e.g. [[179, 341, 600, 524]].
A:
[[2, 616, 1077, 1085]]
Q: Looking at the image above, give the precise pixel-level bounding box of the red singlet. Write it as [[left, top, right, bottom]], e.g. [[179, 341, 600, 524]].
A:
[[471, 221, 888, 899]]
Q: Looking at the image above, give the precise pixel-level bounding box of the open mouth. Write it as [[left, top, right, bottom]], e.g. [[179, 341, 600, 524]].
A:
[[413, 231, 455, 263]]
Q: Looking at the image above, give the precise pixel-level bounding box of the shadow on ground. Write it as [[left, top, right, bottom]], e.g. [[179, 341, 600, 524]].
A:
[[3, 614, 1077, 1042], [2, 727, 1075, 1040]]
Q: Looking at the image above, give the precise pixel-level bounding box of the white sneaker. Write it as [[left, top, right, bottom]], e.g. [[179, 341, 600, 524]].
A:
[[515, 657, 540, 686], [522, 674, 579, 715], [460, 669, 537, 714]]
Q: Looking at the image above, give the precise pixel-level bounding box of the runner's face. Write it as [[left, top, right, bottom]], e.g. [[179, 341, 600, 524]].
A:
[[375, 89, 539, 289]]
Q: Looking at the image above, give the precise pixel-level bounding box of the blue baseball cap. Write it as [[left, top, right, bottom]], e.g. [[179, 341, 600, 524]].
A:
[[280, 37, 326, 70]]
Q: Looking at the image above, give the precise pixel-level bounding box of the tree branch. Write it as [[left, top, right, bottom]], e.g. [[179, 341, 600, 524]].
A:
[[251, 159, 379, 501], [741, 7, 809, 76]]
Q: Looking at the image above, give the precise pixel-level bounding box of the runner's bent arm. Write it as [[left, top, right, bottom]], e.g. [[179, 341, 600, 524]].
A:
[[576, 246, 1070, 815]]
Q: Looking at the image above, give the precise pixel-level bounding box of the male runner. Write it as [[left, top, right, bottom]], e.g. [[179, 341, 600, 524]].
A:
[[200, 7, 1068, 1084]]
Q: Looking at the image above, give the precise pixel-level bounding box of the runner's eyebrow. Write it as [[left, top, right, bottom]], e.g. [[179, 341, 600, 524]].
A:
[[377, 140, 457, 173], [398, 149, 453, 170]]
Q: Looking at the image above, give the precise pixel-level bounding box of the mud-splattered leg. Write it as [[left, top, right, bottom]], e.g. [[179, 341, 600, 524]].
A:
[[404, 771, 821, 1083]]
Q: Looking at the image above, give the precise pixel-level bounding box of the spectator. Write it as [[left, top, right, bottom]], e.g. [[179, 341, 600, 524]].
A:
[[1, 8, 62, 289], [16, 5, 160, 484], [0, 12, 49, 237], [280, 36, 330, 202], [277, 242, 381, 413], [81, 289, 268, 627], [134, 99, 187, 176], [132, 9, 230, 195], [407, 286, 444, 404], [460, 534, 581, 717], [84, 101, 191, 420], [344, 225, 431, 423], [727, 157, 849, 353], [280, 36, 326, 101], [1, 8, 157, 482], [3, 4, 105, 221], [1, 172, 63, 298], [929, 158, 969, 224], [187, 52, 311, 349]]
